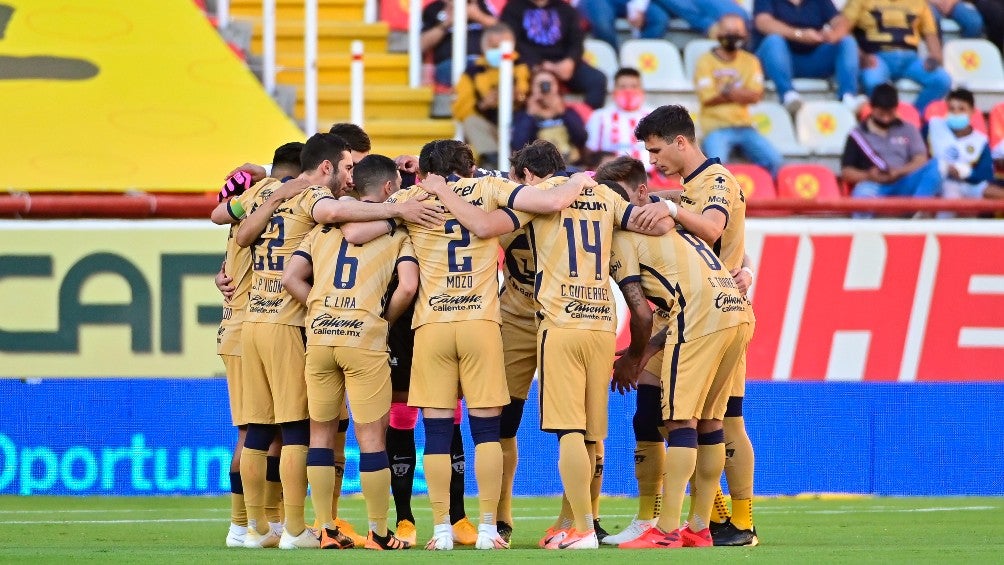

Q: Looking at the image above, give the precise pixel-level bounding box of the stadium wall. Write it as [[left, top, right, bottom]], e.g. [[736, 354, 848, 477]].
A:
[[1, 219, 1002, 496]]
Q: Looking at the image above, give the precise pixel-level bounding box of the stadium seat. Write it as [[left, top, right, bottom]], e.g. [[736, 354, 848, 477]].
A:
[[620, 39, 690, 92], [568, 101, 593, 125], [776, 164, 841, 199], [683, 39, 717, 80], [923, 99, 988, 133], [726, 163, 776, 199], [989, 102, 1004, 147], [795, 101, 857, 155], [944, 39, 1004, 92], [858, 101, 923, 129], [583, 38, 618, 90], [749, 102, 811, 157]]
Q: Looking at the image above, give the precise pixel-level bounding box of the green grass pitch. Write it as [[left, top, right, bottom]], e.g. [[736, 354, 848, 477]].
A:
[[2, 495, 1002, 563]]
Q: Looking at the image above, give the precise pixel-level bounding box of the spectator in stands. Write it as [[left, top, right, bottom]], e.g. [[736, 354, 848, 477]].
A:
[[753, 0, 865, 114], [694, 14, 784, 176], [930, 0, 984, 39], [511, 69, 588, 163], [421, 0, 499, 86], [453, 24, 532, 168], [578, 0, 671, 50], [585, 67, 653, 168], [927, 88, 1004, 206], [647, 0, 750, 35], [844, 0, 951, 113], [842, 83, 941, 212], [501, 0, 608, 108]]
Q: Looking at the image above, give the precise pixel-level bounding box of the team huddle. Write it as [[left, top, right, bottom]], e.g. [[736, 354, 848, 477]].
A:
[[211, 105, 759, 551]]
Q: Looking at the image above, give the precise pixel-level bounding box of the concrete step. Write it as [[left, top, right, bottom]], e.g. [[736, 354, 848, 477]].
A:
[[230, 0, 365, 21], [276, 52, 409, 86], [295, 85, 434, 120], [247, 20, 388, 54]]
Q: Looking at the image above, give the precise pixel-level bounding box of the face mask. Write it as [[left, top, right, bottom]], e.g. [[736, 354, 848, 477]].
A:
[[719, 35, 744, 52], [485, 48, 503, 68], [614, 88, 644, 111], [946, 112, 971, 131]]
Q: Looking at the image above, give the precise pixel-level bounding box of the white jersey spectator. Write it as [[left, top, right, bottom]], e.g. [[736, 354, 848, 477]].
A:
[[585, 68, 653, 169]]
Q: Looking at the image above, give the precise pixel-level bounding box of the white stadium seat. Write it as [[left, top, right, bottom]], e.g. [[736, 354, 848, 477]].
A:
[[583, 38, 619, 90], [683, 39, 717, 80], [944, 38, 1004, 89], [619, 39, 690, 92], [795, 100, 857, 156], [749, 102, 811, 157]]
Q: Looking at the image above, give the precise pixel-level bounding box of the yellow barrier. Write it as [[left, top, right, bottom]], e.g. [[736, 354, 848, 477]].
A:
[[0, 1, 304, 192]]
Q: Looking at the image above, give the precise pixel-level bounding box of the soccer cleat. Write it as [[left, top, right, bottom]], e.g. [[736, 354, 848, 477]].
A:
[[396, 519, 418, 546], [334, 518, 368, 547], [593, 519, 609, 542], [225, 523, 247, 548], [496, 521, 513, 544], [452, 516, 478, 545], [556, 528, 599, 549], [475, 524, 510, 549], [319, 525, 355, 549], [618, 526, 684, 549], [279, 527, 320, 549], [243, 523, 281, 549], [365, 529, 411, 550], [711, 519, 759, 547], [601, 518, 658, 545], [425, 523, 454, 550], [678, 526, 713, 547], [542, 528, 569, 549]]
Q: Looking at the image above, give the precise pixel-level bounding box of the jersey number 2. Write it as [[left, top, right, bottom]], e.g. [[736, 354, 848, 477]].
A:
[[445, 219, 472, 273]]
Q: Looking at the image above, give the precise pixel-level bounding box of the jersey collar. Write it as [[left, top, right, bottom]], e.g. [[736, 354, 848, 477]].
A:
[[682, 157, 721, 185]]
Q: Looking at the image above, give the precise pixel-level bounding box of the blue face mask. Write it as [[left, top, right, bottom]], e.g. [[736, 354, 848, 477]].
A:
[[485, 48, 503, 68], [946, 112, 971, 131]]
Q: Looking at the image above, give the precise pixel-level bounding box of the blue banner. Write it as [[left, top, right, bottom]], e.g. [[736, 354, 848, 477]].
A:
[[1, 380, 1001, 496]]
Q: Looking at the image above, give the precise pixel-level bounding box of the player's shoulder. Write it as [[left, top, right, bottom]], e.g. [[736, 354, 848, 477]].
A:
[[387, 185, 422, 203]]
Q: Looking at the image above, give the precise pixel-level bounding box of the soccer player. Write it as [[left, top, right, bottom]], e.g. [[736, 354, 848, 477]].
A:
[[634, 104, 758, 546], [282, 154, 418, 550], [605, 178, 754, 548], [210, 133, 443, 549], [421, 140, 674, 550]]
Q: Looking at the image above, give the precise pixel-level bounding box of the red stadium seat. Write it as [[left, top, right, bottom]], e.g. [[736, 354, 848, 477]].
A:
[[989, 102, 1004, 148], [923, 100, 988, 133], [857, 101, 922, 129], [777, 165, 841, 200], [567, 101, 593, 125], [726, 163, 776, 200]]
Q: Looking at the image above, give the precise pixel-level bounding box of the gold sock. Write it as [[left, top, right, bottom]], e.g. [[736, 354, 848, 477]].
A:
[[279, 445, 308, 534], [692, 443, 726, 531], [732, 498, 754, 531], [724, 416, 754, 500], [263, 480, 282, 524], [656, 446, 697, 533], [307, 464, 335, 527], [230, 492, 247, 527], [361, 468, 391, 536], [424, 453, 453, 525], [474, 442, 503, 525], [712, 488, 731, 524], [558, 433, 593, 532], [635, 441, 665, 520], [331, 430, 347, 520], [590, 441, 604, 519], [499, 437, 518, 524], [239, 448, 269, 534]]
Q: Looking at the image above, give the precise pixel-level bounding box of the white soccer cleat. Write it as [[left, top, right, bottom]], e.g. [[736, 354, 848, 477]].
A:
[[601, 517, 658, 545], [243, 521, 281, 549], [225, 523, 247, 548], [278, 527, 320, 549], [475, 524, 510, 549], [543, 529, 569, 549], [425, 523, 454, 551]]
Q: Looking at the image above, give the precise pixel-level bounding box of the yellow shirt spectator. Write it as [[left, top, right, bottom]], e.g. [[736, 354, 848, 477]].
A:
[[694, 50, 764, 135]]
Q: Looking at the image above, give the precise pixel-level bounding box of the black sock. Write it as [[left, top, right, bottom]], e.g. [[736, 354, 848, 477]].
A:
[[386, 425, 416, 524], [449, 424, 467, 523]]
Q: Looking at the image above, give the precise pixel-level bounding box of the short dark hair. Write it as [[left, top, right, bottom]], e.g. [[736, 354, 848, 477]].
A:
[[353, 154, 398, 197], [419, 139, 475, 177], [511, 140, 565, 179], [595, 156, 648, 190], [614, 67, 641, 82], [947, 87, 975, 109], [300, 133, 350, 172], [272, 142, 304, 172], [328, 123, 371, 153], [634, 104, 696, 143], [602, 180, 631, 202], [870, 83, 899, 110]]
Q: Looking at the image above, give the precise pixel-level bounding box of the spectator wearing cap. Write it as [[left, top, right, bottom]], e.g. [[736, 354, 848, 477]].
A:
[[421, 0, 499, 86], [926, 88, 1004, 207], [501, 0, 608, 109], [694, 14, 784, 176], [843, 0, 951, 113], [841, 83, 941, 210], [578, 0, 671, 50], [753, 0, 864, 114], [585, 68, 654, 169]]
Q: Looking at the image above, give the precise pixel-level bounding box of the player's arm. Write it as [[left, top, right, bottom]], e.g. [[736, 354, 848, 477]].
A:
[[635, 197, 724, 244], [420, 174, 521, 238], [281, 252, 313, 305], [225, 163, 269, 183], [611, 280, 653, 394], [624, 204, 675, 235], [211, 199, 240, 225], [383, 258, 419, 326], [215, 260, 235, 301], [341, 219, 397, 245], [731, 253, 754, 295], [312, 195, 445, 228], [509, 173, 596, 214], [235, 178, 312, 247]]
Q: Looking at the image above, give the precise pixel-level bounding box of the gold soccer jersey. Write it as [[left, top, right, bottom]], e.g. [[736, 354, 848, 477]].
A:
[[520, 182, 634, 333], [844, 0, 936, 53], [694, 50, 764, 134], [295, 224, 415, 351], [386, 176, 532, 328], [679, 158, 747, 273], [241, 182, 334, 327], [499, 230, 537, 318], [610, 229, 751, 344]]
